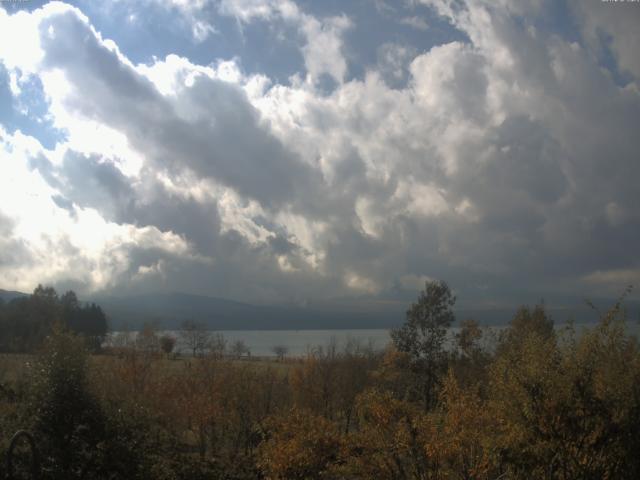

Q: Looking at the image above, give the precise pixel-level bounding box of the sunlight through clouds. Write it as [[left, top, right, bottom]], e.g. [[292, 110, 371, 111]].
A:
[[0, 0, 639, 307]]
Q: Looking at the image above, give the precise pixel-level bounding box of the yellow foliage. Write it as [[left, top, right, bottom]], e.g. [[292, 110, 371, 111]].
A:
[[257, 408, 343, 480]]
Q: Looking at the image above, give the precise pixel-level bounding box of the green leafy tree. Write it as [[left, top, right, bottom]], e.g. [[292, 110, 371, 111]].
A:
[[0, 287, 108, 353], [391, 280, 456, 410], [60, 291, 108, 351], [31, 328, 106, 478]]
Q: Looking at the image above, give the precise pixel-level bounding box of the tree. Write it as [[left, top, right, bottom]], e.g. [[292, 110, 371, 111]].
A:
[[338, 389, 432, 479], [31, 328, 106, 477], [60, 290, 80, 312], [180, 319, 211, 357], [391, 280, 455, 410], [272, 345, 288, 362], [209, 332, 226, 358], [485, 301, 640, 478], [137, 322, 160, 355], [67, 301, 109, 352], [230, 340, 250, 359], [432, 371, 497, 479], [257, 408, 343, 479], [455, 318, 483, 358], [159, 335, 176, 356], [497, 303, 554, 356], [509, 303, 554, 340], [23, 285, 60, 351]]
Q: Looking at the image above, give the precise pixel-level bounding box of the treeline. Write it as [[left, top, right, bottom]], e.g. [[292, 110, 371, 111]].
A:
[[108, 319, 251, 359], [0, 281, 639, 479], [0, 285, 108, 352]]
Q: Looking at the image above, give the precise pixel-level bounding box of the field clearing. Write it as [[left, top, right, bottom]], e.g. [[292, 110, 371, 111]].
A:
[[0, 353, 32, 386], [0, 351, 298, 391]]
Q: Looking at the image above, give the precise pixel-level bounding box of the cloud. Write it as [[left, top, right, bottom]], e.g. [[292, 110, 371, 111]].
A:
[[0, 127, 201, 295], [168, 0, 352, 86], [299, 14, 351, 85], [376, 42, 417, 87], [32, 5, 320, 210], [0, 0, 639, 308], [400, 16, 429, 31], [574, 1, 640, 81]]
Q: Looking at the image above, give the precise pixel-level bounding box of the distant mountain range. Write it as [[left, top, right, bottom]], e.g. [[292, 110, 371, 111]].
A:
[[2, 288, 638, 330], [0, 289, 28, 303], [91, 292, 406, 330]]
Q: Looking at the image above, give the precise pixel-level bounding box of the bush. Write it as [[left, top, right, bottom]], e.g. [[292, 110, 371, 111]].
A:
[[30, 329, 105, 478]]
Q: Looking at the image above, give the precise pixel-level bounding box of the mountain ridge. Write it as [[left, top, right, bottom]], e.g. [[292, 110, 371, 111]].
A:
[[3, 288, 638, 330]]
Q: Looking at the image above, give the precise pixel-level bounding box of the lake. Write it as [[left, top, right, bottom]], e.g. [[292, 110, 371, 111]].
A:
[[108, 326, 507, 357], [107, 320, 640, 357], [109, 328, 393, 357]]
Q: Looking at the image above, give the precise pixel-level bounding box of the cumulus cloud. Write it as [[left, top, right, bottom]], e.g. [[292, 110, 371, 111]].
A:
[[574, 1, 640, 80], [33, 6, 320, 210], [167, 0, 352, 85], [0, 0, 639, 308]]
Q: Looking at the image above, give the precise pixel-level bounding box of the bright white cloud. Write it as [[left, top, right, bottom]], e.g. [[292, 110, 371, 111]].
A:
[[0, 128, 192, 294], [0, 0, 639, 307], [299, 14, 351, 84], [175, 0, 352, 86]]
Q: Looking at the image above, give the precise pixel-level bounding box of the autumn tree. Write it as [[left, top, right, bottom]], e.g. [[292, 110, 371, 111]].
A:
[[499, 303, 554, 351], [484, 300, 640, 478], [290, 341, 377, 432], [136, 321, 160, 355], [338, 388, 432, 479], [291, 342, 339, 420], [451, 318, 489, 389], [391, 280, 456, 410], [257, 408, 343, 480], [455, 318, 483, 358], [431, 371, 498, 479]]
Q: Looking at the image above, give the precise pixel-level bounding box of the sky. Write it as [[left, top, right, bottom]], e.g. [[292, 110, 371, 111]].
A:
[[0, 0, 639, 312]]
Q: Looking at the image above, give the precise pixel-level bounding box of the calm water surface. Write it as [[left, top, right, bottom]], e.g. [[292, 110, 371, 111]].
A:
[[109, 321, 639, 357], [110, 327, 490, 357]]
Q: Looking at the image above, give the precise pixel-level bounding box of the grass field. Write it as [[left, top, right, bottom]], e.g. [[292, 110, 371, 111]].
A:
[[0, 350, 297, 393]]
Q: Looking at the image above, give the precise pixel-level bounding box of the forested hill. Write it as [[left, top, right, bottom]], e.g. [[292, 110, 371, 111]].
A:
[[0, 286, 108, 352], [92, 292, 406, 330], [4, 288, 638, 331], [0, 289, 28, 303], [94, 292, 640, 330]]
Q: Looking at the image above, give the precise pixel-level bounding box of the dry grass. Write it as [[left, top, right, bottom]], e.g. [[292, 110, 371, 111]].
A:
[[0, 353, 32, 386]]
